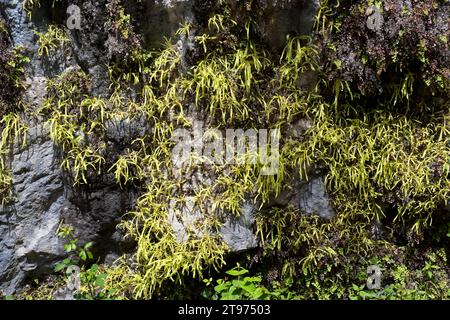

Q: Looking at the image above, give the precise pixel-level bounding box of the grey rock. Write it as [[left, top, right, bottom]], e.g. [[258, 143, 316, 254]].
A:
[[139, 0, 319, 51], [0, 76, 133, 295], [0, 0, 34, 48], [0, 125, 69, 294], [104, 253, 120, 266], [141, 0, 195, 48], [105, 116, 151, 146], [0, 0, 77, 77], [0, 0, 323, 295], [67, 0, 110, 95], [257, 0, 319, 49], [168, 197, 206, 243], [220, 202, 258, 252], [168, 197, 258, 252], [299, 176, 336, 220], [53, 287, 76, 300], [23, 76, 47, 111], [0, 123, 133, 294]]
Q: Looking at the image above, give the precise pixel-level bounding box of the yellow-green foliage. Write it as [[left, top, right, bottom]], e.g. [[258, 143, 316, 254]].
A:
[[0, 44, 30, 206], [248, 0, 450, 287], [108, 181, 229, 298], [0, 112, 28, 206], [35, 25, 69, 57], [255, 98, 450, 279], [93, 18, 450, 298], [314, 0, 344, 34], [102, 16, 303, 298], [0, 20, 7, 35], [40, 70, 107, 186], [29, 0, 449, 300], [0, 160, 13, 206], [23, 0, 41, 16], [15, 278, 66, 300]]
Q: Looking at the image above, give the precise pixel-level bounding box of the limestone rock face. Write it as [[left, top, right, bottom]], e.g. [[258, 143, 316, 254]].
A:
[[299, 176, 336, 220], [138, 0, 319, 50], [141, 0, 196, 48], [257, 0, 319, 49], [0, 104, 132, 295], [219, 202, 258, 252], [3, 134, 67, 293], [168, 197, 258, 252], [0, 0, 327, 294]]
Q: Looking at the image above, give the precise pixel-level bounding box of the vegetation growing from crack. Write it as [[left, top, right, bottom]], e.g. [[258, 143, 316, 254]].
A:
[[0, 18, 29, 206], [35, 25, 70, 57]]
